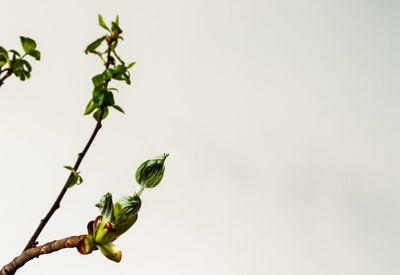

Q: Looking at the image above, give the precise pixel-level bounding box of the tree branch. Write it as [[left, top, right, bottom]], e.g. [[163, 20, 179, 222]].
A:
[[23, 111, 104, 251], [22, 36, 117, 251], [1, 235, 86, 275], [0, 70, 12, 87]]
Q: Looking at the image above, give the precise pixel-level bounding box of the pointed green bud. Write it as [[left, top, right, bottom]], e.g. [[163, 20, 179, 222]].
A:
[[96, 192, 115, 223], [113, 194, 141, 235], [135, 153, 169, 188]]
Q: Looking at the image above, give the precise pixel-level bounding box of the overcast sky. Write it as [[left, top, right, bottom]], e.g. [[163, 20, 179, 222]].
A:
[[0, 1, 399, 274]]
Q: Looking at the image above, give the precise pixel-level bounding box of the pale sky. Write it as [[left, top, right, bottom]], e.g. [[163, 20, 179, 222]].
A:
[[0, 1, 399, 274]]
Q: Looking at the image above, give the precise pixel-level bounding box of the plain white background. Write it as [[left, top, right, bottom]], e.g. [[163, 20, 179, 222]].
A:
[[0, 0, 399, 274]]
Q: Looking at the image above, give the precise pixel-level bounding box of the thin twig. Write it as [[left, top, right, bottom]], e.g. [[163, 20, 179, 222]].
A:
[[1, 235, 86, 275], [22, 110, 104, 251], [0, 70, 12, 87], [22, 36, 117, 252]]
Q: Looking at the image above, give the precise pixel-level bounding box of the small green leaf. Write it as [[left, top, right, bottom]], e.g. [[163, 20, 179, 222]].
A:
[[13, 70, 26, 81], [110, 40, 118, 51], [66, 174, 79, 188], [84, 99, 98, 115], [0, 47, 8, 66], [20, 37, 37, 54], [28, 49, 41, 61], [93, 106, 109, 121], [101, 91, 115, 107], [111, 22, 122, 33], [92, 86, 105, 105], [9, 50, 21, 58], [103, 69, 113, 81], [111, 65, 127, 80], [126, 62, 135, 69], [112, 105, 125, 114], [64, 165, 75, 172], [92, 74, 104, 86], [115, 15, 119, 25], [84, 36, 106, 54], [22, 60, 32, 72], [98, 14, 110, 32]]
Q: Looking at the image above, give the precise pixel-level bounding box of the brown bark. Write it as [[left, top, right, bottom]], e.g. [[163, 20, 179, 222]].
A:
[[1, 235, 86, 275]]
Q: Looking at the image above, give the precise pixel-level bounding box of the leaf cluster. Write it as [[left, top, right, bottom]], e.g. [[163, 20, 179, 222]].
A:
[[0, 37, 40, 82], [83, 15, 135, 121]]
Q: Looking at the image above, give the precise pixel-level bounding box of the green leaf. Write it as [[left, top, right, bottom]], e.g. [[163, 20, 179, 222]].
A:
[[111, 22, 122, 33], [102, 91, 115, 107], [28, 49, 41, 61], [64, 166, 75, 172], [112, 105, 125, 114], [84, 99, 98, 115], [20, 37, 37, 54], [110, 40, 118, 51], [10, 59, 24, 70], [95, 192, 115, 222], [111, 65, 127, 80], [66, 174, 79, 188], [0, 47, 8, 66], [103, 69, 113, 81], [115, 15, 119, 26], [22, 60, 32, 72], [13, 70, 26, 81], [127, 62, 136, 69], [93, 106, 109, 121], [24, 70, 31, 79], [92, 86, 105, 105], [9, 50, 21, 58], [84, 36, 106, 54], [92, 74, 104, 86], [98, 14, 110, 32]]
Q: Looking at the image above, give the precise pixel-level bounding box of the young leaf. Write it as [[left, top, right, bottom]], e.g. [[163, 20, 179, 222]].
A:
[[64, 166, 75, 172], [66, 174, 79, 188], [22, 60, 32, 72], [100, 91, 115, 107], [28, 49, 41, 60], [103, 69, 113, 81], [0, 47, 8, 66], [92, 74, 104, 86], [115, 15, 119, 26], [112, 105, 125, 114], [84, 36, 106, 54], [127, 62, 136, 69], [98, 14, 110, 32], [20, 37, 37, 54], [9, 50, 21, 57], [84, 99, 98, 115], [111, 22, 122, 33], [92, 86, 105, 105], [93, 106, 109, 121]]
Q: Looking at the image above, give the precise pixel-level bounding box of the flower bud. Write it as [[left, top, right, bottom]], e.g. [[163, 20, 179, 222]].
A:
[[135, 153, 169, 188]]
